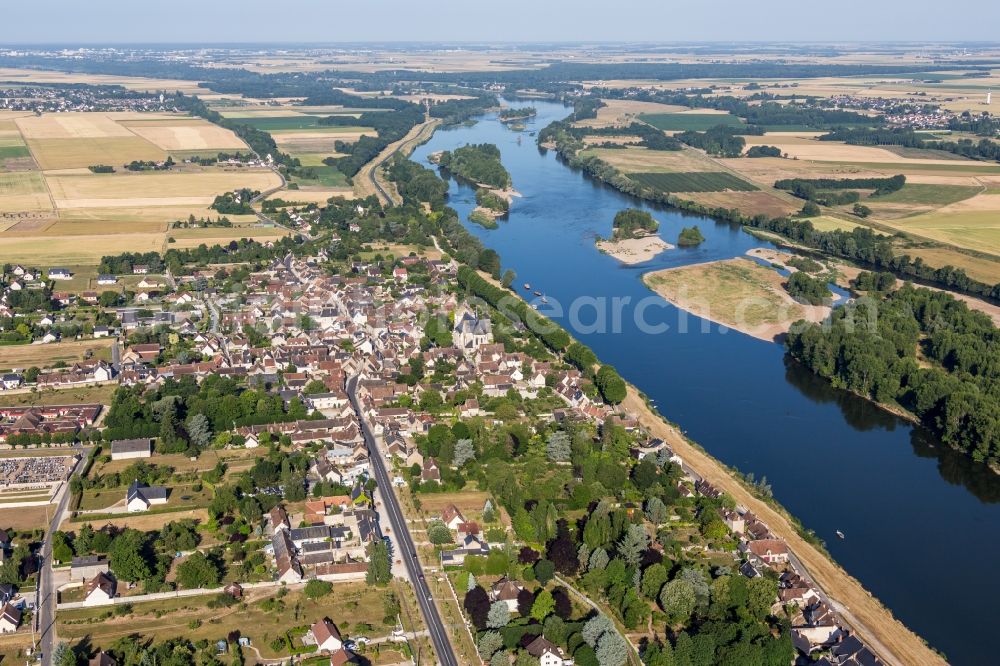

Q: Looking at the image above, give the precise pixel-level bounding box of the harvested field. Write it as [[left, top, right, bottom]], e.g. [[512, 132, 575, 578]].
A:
[[0, 338, 114, 370], [581, 146, 720, 173], [122, 120, 247, 151], [166, 226, 289, 249], [0, 68, 204, 93], [574, 99, 688, 128], [677, 190, 799, 217], [629, 171, 757, 192], [266, 189, 351, 204], [15, 113, 135, 139], [45, 170, 281, 208], [639, 112, 743, 131], [0, 233, 165, 264], [0, 172, 52, 212], [0, 504, 56, 531], [27, 136, 167, 170], [753, 136, 987, 165], [901, 246, 1000, 284], [643, 257, 830, 342], [807, 216, 865, 232], [889, 209, 1000, 255]]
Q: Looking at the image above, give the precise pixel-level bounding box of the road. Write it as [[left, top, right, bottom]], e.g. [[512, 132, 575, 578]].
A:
[[39, 447, 91, 666], [364, 118, 441, 207], [346, 376, 457, 666]]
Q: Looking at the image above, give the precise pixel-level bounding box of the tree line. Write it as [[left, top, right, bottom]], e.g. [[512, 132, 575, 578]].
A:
[[787, 277, 1000, 466]]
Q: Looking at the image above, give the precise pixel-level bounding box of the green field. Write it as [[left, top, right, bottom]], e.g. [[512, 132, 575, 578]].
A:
[[639, 112, 743, 131], [0, 145, 30, 160], [869, 183, 982, 206], [289, 165, 349, 187], [237, 115, 326, 131], [629, 171, 758, 193]]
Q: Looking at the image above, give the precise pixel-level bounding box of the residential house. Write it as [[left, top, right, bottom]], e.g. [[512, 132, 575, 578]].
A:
[[126, 480, 168, 512], [525, 635, 574, 666], [489, 576, 524, 613], [0, 603, 20, 633], [308, 618, 343, 652], [84, 572, 116, 605]]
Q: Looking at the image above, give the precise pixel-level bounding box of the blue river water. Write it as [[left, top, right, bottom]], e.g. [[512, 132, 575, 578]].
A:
[[411, 99, 1000, 665]]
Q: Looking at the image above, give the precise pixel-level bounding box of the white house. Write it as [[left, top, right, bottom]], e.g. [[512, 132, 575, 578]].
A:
[[126, 481, 168, 512], [526, 636, 574, 666], [110, 439, 152, 460], [84, 572, 116, 605], [308, 618, 343, 652], [0, 603, 20, 633], [48, 268, 73, 281]]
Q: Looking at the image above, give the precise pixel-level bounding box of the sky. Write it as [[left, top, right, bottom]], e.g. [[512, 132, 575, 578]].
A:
[[1, 0, 999, 44]]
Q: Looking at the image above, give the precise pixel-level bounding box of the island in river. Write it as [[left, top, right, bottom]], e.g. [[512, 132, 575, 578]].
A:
[[643, 257, 832, 342], [596, 235, 673, 264]]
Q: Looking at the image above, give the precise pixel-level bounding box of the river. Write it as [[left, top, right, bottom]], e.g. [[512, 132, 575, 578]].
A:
[[411, 98, 1000, 665]]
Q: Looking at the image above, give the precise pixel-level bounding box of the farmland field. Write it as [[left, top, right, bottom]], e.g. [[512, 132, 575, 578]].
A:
[[120, 118, 247, 151], [581, 146, 721, 173], [45, 170, 281, 208], [0, 172, 52, 212], [677, 191, 799, 217], [167, 226, 289, 249], [0, 233, 166, 264], [628, 171, 758, 192], [0, 338, 114, 370], [868, 183, 982, 207], [234, 115, 329, 130], [639, 112, 743, 131]]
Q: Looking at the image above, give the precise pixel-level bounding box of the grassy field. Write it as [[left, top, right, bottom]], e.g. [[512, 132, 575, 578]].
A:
[[643, 258, 827, 342], [807, 216, 865, 232], [0, 504, 55, 531], [56, 584, 408, 661], [888, 209, 1000, 255], [629, 171, 758, 193], [0, 338, 114, 371], [119, 118, 247, 151], [639, 112, 743, 131], [582, 146, 724, 174], [0, 382, 116, 407], [234, 115, 331, 131], [901, 246, 1000, 284], [287, 165, 349, 188], [868, 183, 982, 206]]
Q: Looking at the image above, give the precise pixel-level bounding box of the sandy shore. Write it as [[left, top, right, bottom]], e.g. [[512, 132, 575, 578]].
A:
[[596, 235, 673, 265], [643, 258, 831, 342]]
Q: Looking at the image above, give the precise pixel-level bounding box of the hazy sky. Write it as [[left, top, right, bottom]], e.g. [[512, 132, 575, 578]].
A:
[[2, 0, 998, 44]]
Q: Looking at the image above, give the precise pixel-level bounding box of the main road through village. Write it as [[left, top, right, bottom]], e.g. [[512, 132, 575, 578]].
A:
[[347, 376, 458, 666]]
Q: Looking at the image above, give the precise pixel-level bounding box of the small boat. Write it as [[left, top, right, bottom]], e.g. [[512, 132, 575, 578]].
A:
[[835, 530, 845, 539], [524, 283, 531, 290], [531, 304, 538, 310], [533, 290, 542, 296], [540, 295, 548, 304]]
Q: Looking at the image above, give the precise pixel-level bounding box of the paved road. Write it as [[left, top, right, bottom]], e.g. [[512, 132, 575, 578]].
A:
[[39, 447, 91, 666], [346, 376, 457, 666]]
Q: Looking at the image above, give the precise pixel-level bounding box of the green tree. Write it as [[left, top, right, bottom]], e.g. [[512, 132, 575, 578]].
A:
[[487, 601, 510, 629], [186, 413, 213, 449], [659, 579, 696, 624], [534, 558, 555, 586], [546, 431, 571, 462], [641, 563, 668, 600], [427, 521, 454, 546], [304, 579, 333, 599], [530, 589, 555, 622], [366, 540, 391, 586], [176, 551, 222, 589], [109, 529, 151, 583]]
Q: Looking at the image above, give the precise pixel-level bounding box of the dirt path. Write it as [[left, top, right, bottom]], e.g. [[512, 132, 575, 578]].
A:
[[620, 388, 945, 666], [355, 118, 442, 204]]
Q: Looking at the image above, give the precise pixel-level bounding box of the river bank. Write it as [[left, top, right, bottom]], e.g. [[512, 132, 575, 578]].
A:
[[620, 387, 945, 666], [411, 97, 1000, 664]]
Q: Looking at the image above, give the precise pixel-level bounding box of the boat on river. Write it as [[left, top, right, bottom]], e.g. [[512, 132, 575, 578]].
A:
[[836, 530, 845, 539], [524, 283, 531, 290]]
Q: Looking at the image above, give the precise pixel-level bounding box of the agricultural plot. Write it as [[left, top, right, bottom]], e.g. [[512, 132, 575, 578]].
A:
[[166, 226, 289, 249], [27, 136, 167, 171], [629, 171, 758, 193], [0, 172, 52, 212], [889, 209, 1000, 255], [45, 170, 281, 209], [573, 99, 688, 129], [678, 191, 799, 218], [119, 118, 247, 151], [0, 338, 114, 371], [235, 115, 329, 130], [582, 146, 721, 173], [639, 112, 743, 131], [0, 232, 166, 264]]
